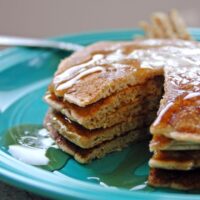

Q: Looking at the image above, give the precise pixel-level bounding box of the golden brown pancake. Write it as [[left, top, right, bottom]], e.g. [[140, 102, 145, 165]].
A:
[[149, 150, 200, 170], [150, 65, 200, 142], [150, 134, 200, 151], [45, 76, 163, 129], [45, 120, 149, 164], [45, 109, 155, 149], [49, 39, 200, 107], [148, 49, 200, 190], [45, 92, 161, 130], [148, 168, 200, 190]]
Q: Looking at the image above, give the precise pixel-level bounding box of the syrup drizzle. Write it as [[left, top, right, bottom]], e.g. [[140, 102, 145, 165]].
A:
[[54, 54, 104, 86], [56, 66, 105, 91], [152, 64, 200, 132]]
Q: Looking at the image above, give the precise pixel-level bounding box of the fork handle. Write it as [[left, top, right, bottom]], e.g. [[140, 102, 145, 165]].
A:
[[0, 35, 84, 51]]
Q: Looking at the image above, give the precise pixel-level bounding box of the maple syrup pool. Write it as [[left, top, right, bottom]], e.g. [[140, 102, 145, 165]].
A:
[[0, 124, 154, 190]]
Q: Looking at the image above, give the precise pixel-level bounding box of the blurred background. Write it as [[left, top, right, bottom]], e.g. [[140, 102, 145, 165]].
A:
[[0, 0, 200, 38]]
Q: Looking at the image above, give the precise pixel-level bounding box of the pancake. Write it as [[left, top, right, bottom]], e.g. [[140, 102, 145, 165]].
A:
[[49, 39, 200, 107], [149, 150, 200, 170], [150, 134, 200, 151], [148, 168, 200, 190], [45, 76, 163, 129], [148, 51, 200, 189], [45, 122, 149, 164], [150, 65, 200, 142], [45, 109, 155, 149], [45, 93, 161, 130]]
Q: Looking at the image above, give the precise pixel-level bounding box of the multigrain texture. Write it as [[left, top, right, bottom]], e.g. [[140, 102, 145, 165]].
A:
[[45, 119, 149, 164], [45, 76, 163, 129], [45, 110, 155, 148]]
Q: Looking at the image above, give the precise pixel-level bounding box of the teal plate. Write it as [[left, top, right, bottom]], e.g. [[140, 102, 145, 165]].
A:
[[1, 29, 200, 200]]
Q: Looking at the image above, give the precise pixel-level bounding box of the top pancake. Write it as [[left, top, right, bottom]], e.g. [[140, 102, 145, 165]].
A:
[[150, 57, 200, 142], [49, 39, 200, 107]]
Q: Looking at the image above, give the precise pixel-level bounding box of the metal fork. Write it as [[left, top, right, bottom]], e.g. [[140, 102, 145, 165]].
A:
[[0, 35, 84, 52]]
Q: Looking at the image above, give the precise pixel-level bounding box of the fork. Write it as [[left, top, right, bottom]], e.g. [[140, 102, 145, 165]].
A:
[[0, 35, 84, 52]]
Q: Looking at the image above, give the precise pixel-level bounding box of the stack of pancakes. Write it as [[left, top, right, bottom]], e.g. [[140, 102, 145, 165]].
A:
[[44, 40, 165, 164], [148, 55, 200, 190], [139, 9, 200, 190], [44, 38, 200, 190]]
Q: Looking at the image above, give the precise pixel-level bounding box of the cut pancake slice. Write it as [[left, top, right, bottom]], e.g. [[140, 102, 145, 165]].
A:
[[148, 168, 200, 190], [45, 121, 149, 164], [45, 93, 161, 129], [150, 65, 200, 142], [49, 40, 167, 107], [45, 76, 163, 123], [45, 76, 163, 129], [149, 62, 200, 190], [149, 150, 200, 170], [45, 109, 156, 149]]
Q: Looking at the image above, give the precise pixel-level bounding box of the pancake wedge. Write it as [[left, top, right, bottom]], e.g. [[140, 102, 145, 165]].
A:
[[45, 109, 155, 149], [45, 121, 149, 164], [45, 76, 163, 129], [149, 49, 200, 190], [150, 65, 200, 142]]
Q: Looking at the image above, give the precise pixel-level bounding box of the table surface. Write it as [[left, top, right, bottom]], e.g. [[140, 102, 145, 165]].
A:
[[0, 0, 200, 38], [0, 182, 48, 200]]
